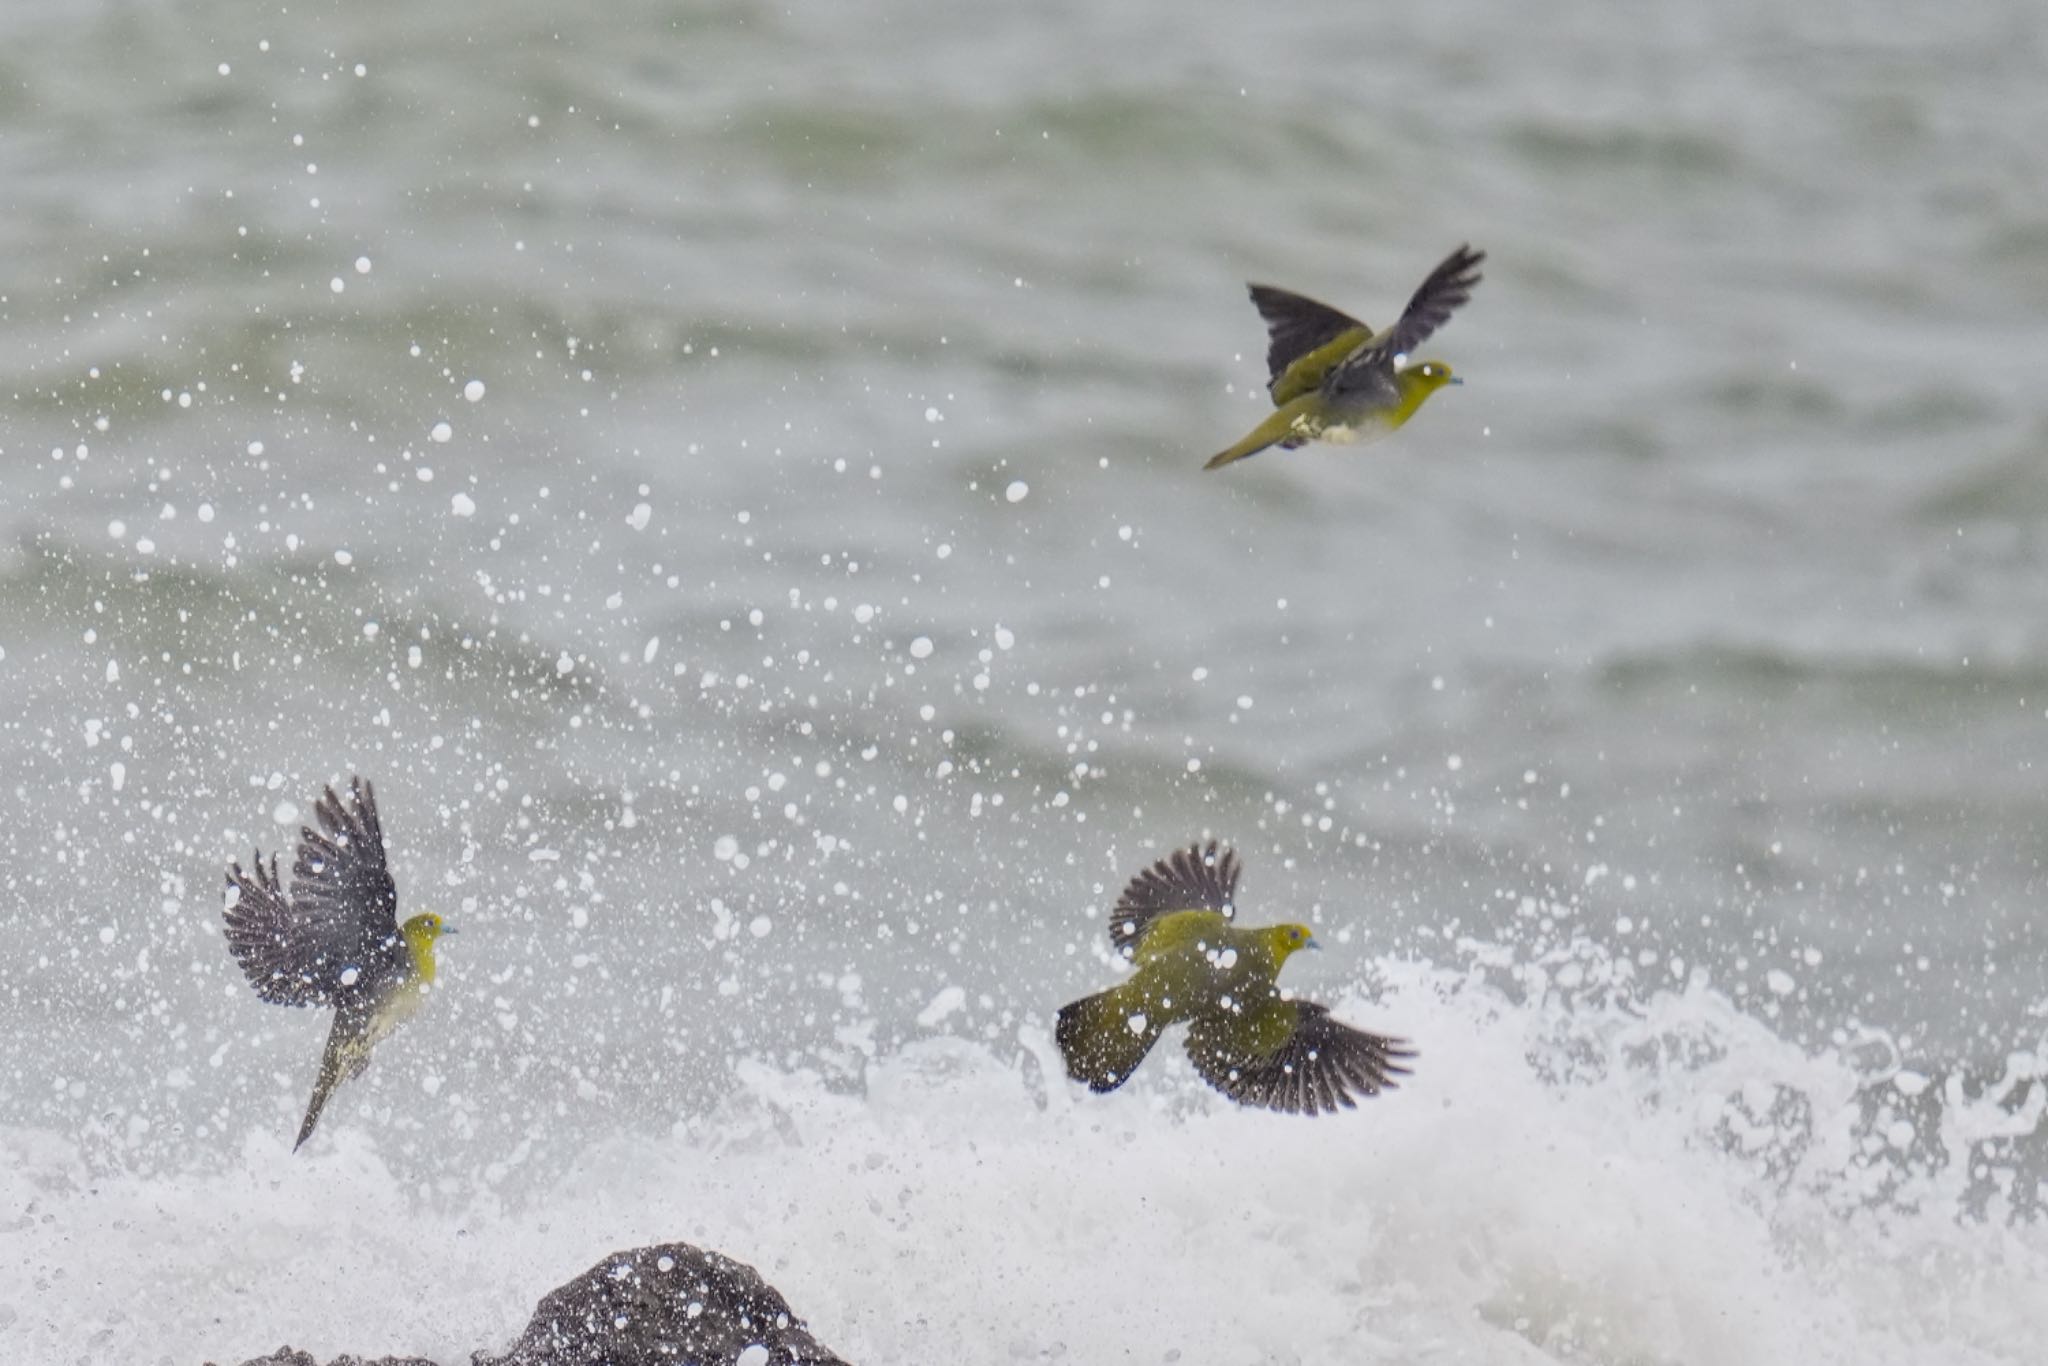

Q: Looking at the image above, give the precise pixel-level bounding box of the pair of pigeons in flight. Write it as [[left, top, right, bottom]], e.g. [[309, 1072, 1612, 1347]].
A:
[[224, 782, 1410, 1147]]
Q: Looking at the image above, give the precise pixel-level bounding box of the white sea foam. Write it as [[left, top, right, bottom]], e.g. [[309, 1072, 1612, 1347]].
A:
[[6, 957, 2043, 1365]]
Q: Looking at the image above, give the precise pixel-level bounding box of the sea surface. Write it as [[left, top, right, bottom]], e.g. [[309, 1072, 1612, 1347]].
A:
[[3, 1, 2047, 1362]]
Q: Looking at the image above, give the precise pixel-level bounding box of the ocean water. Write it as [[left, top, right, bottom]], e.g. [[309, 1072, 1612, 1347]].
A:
[[3, 0, 2047, 1362]]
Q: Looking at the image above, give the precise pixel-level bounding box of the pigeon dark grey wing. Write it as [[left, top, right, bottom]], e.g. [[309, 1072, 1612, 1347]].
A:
[[1108, 840, 1242, 955], [1338, 244, 1484, 381], [1186, 1001, 1414, 1115], [224, 850, 329, 1006], [1247, 285, 1371, 395], [293, 777, 400, 937], [223, 776, 402, 1006]]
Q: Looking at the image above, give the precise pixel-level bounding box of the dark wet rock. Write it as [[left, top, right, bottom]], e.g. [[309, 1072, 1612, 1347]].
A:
[[213, 1241, 850, 1366], [475, 1241, 850, 1366]]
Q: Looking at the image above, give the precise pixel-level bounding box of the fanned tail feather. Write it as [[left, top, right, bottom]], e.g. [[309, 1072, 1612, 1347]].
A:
[[1055, 985, 1161, 1093]]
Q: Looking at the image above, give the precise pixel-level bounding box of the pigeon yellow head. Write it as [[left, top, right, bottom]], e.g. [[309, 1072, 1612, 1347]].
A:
[[400, 911, 454, 982], [403, 911, 453, 941], [1268, 922, 1321, 962], [1401, 359, 1462, 391]]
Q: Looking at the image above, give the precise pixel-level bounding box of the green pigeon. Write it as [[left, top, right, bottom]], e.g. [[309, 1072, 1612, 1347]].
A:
[[1206, 244, 1483, 469], [1055, 841, 1413, 1114], [224, 777, 454, 1150]]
